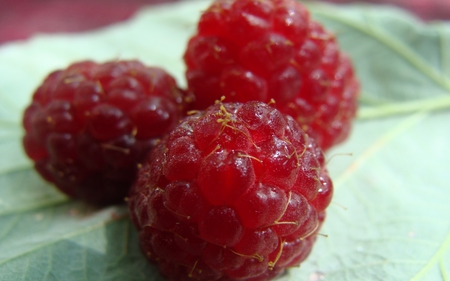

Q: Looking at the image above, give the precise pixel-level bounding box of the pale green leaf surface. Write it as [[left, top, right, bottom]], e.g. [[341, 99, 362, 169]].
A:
[[308, 3, 450, 102], [0, 0, 449, 280]]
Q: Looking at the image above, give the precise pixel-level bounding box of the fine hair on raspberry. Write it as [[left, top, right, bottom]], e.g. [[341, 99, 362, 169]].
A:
[[22, 60, 191, 205], [128, 100, 333, 281]]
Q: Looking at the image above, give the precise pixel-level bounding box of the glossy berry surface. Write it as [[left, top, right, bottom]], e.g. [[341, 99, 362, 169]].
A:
[[128, 101, 333, 281], [22, 60, 190, 205], [184, 0, 359, 150]]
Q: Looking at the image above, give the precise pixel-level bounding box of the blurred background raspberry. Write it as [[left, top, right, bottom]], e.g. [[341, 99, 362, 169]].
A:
[[0, 0, 449, 44]]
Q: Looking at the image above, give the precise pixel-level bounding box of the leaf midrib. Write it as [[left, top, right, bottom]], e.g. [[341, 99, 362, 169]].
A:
[[410, 230, 450, 281], [333, 106, 450, 280], [309, 4, 450, 93], [357, 95, 450, 119], [334, 110, 429, 189], [0, 210, 129, 267]]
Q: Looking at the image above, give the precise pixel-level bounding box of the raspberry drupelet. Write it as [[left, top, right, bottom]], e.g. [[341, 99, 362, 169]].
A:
[[128, 100, 333, 281], [22, 60, 191, 205], [184, 0, 359, 150]]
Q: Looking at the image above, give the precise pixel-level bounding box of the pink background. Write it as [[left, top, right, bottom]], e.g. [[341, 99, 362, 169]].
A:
[[0, 0, 449, 45]]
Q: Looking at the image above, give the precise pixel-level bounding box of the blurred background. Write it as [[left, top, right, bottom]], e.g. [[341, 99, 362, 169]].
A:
[[0, 0, 449, 45]]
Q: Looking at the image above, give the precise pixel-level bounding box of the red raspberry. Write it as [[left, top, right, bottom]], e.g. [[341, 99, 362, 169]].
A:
[[183, 0, 359, 150], [22, 60, 191, 205], [128, 101, 333, 281]]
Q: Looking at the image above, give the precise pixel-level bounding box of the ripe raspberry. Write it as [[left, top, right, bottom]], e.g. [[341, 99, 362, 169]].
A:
[[183, 0, 359, 150], [128, 101, 333, 281], [22, 60, 191, 205]]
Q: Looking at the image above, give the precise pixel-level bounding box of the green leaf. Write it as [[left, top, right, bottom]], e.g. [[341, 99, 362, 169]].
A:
[[0, 0, 449, 280], [307, 2, 450, 119]]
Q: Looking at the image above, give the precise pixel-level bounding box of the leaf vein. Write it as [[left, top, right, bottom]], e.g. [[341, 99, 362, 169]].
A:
[[0, 197, 69, 218], [0, 119, 20, 128], [441, 258, 449, 281], [439, 23, 450, 78], [355, 237, 440, 247], [411, 230, 450, 281], [43, 246, 53, 281], [310, 6, 450, 92], [358, 96, 450, 120], [335, 111, 429, 189], [0, 163, 34, 177], [0, 214, 21, 241], [328, 259, 427, 275], [0, 213, 128, 268]]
